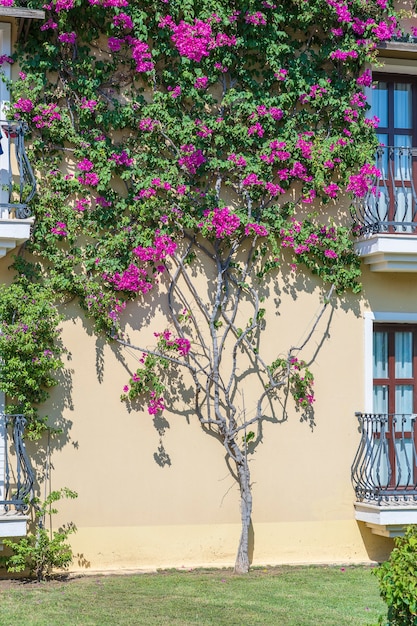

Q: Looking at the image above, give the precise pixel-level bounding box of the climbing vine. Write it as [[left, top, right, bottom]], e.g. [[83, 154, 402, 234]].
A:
[[0, 0, 402, 570]]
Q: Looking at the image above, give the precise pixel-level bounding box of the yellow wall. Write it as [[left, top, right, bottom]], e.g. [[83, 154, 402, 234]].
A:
[[2, 10, 417, 573], [21, 259, 399, 572]]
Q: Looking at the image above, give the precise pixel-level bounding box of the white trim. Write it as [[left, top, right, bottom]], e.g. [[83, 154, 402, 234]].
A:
[[377, 57, 417, 76], [0, 23, 11, 114], [363, 311, 417, 412]]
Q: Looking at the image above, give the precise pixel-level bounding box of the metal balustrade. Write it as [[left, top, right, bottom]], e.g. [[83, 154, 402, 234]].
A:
[[351, 412, 417, 504], [0, 414, 34, 512], [0, 120, 36, 219], [352, 146, 417, 234]]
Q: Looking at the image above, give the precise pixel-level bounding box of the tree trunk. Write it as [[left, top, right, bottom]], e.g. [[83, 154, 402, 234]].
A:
[[234, 457, 252, 574]]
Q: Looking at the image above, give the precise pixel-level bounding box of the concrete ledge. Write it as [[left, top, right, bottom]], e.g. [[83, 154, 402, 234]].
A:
[[0, 511, 28, 538], [354, 501, 417, 537], [0, 218, 33, 258], [354, 234, 417, 272]]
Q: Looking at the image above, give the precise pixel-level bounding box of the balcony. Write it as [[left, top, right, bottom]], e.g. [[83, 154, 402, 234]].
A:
[[353, 146, 417, 272], [0, 120, 36, 259], [351, 412, 417, 537], [0, 414, 34, 538], [0, 3, 44, 20]]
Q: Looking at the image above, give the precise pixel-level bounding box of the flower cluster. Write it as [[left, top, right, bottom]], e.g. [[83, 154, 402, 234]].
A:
[[159, 15, 236, 62], [201, 207, 241, 239], [178, 144, 206, 175]]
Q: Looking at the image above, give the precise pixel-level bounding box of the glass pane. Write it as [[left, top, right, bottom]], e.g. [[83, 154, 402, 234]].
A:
[[373, 438, 390, 487], [374, 385, 388, 413], [374, 332, 388, 378], [395, 386, 413, 431], [395, 332, 413, 378], [394, 83, 412, 129], [376, 136, 388, 178], [394, 439, 414, 486], [394, 135, 412, 181], [372, 82, 388, 127], [394, 188, 413, 232]]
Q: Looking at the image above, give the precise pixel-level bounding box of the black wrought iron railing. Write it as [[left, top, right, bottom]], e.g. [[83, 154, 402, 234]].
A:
[[0, 414, 35, 512], [0, 120, 36, 219], [352, 146, 417, 235], [352, 412, 417, 504]]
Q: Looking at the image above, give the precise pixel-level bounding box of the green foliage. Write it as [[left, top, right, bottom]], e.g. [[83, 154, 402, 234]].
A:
[[2, 488, 78, 582], [9, 0, 395, 337], [0, 278, 64, 436], [374, 525, 417, 626]]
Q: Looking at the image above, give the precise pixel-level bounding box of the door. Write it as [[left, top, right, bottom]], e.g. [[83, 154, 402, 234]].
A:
[[373, 324, 417, 489]]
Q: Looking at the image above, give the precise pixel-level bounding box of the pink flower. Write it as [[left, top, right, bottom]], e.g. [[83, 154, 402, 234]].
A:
[[131, 38, 154, 72], [245, 223, 268, 237], [324, 249, 338, 259], [40, 19, 58, 31], [194, 76, 208, 89], [178, 144, 206, 174], [77, 158, 94, 172], [108, 37, 124, 52], [14, 98, 33, 112], [81, 98, 97, 111], [242, 173, 263, 186], [247, 122, 264, 137], [113, 13, 133, 29], [148, 393, 165, 415], [110, 150, 134, 167], [228, 153, 247, 167], [168, 85, 182, 98], [78, 172, 99, 186], [51, 221, 67, 236], [202, 206, 240, 239], [274, 68, 287, 81], [356, 69, 372, 87], [75, 197, 89, 212], [245, 11, 266, 25], [323, 183, 339, 198], [58, 31, 77, 44], [347, 163, 380, 197], [160, 17, 235, 63], [139, 118, 158, 131]]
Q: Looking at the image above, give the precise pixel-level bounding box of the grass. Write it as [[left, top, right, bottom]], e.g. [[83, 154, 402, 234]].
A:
[[0, 565, 385, 626]]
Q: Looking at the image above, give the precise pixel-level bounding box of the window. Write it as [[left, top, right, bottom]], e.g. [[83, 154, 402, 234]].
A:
[[372, 324, 417, 488], [368, 74, 417, 231]]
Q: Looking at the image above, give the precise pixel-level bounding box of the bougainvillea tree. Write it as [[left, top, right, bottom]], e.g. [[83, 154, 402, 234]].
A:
[[1, 0, 399, 572]]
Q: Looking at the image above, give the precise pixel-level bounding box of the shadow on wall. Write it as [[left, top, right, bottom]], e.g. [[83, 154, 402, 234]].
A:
[[356, 521, 394, 563]]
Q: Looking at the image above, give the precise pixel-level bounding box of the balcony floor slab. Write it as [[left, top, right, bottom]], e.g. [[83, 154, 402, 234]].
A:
[[355, 501, 417, 537], [0, 218, 33, 259], [355, 233, 417, 272]]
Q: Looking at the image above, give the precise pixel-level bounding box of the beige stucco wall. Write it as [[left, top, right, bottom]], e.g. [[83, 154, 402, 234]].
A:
[[18, 254, 404, 572], [1, 11, 416, 572]]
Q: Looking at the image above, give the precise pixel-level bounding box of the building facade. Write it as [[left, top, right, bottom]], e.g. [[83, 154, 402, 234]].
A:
[[0, 2, 417, 572]]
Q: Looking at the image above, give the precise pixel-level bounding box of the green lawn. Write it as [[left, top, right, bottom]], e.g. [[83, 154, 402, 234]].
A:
[[0, 565, 385, 626]]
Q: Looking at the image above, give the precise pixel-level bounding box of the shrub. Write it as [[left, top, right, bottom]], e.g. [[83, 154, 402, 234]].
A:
[[2, 488, 77, 581], [374, 525, 417, 626]]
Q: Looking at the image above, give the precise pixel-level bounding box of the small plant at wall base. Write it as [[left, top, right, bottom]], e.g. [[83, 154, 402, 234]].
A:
[[1, 488, 78, 582], [4, 0, 402, 572], [374, 525, 417, 626]]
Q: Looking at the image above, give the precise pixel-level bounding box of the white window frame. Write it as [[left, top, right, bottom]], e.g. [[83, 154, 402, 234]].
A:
[[364, 311, 417, 411]]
